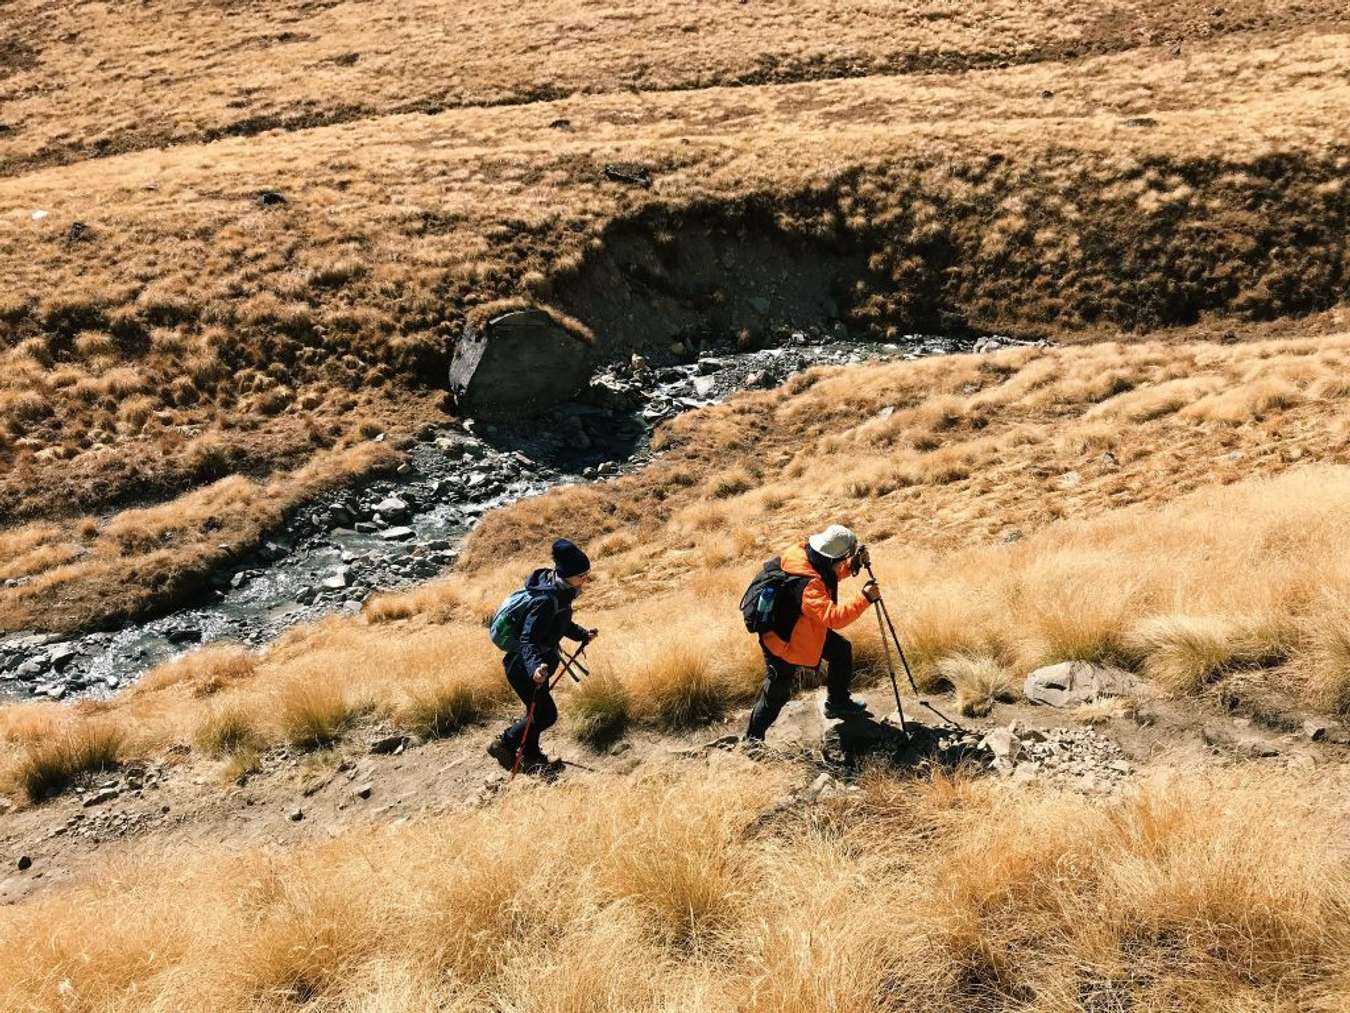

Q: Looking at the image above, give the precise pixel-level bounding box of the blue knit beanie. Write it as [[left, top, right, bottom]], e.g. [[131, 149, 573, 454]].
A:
[[552, 538, 591, 579]]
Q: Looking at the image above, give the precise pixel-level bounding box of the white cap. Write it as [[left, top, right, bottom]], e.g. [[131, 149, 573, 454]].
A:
[[808, 524, 858, 560]]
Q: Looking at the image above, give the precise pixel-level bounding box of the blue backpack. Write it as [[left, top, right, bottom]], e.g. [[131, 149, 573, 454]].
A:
[[489, 587, 551, 652]]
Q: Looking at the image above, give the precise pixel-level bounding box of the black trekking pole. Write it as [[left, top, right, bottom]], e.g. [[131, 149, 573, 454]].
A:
[[863, 561, 967, 731], [868, 577, 908, 736], [558, 641, 591, 683]]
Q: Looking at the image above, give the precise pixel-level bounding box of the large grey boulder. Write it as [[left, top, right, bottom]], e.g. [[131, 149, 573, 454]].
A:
[[449, 309, 590, 419], [1023, 660, 1138, 708]]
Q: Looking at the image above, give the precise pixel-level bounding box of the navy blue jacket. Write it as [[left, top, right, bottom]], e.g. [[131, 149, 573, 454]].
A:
[[516, 568, 588, 675]]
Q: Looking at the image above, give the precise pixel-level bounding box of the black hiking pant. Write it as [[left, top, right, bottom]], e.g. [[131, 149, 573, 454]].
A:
[[499, 653, 557, 757], [746, 630, 853, 740]]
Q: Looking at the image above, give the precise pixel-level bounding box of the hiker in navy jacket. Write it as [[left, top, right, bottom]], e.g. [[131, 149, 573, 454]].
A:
[[487, 538, 598, 772]]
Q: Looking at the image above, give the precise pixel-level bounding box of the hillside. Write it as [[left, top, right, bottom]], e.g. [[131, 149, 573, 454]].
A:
[[3, 3, 1350, 1010]]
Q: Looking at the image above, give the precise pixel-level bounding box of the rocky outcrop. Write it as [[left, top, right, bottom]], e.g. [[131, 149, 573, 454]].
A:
[[449, 309, 590, 419]]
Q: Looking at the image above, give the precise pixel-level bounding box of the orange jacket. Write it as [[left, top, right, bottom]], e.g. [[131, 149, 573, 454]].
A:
[[761, 542, 871, 666]]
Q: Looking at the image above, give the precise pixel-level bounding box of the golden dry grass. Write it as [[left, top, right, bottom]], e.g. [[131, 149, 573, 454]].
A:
[[0, 439, 403, 633], [2, 763, 1348, 1010]]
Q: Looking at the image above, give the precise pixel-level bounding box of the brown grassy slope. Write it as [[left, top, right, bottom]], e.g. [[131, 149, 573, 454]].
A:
[[0, 439, 404, 635], [4, 0, 1346, 175], [1, 26, 1347, 633], [2, 762, 1348, 1010], [3, 31, 1348, 520]]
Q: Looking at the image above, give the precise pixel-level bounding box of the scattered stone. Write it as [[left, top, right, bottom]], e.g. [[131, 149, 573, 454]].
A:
[[375, 495, 409, 521], [979, 727, 1022, 768], [165, 626, 203, 645], [82, 787, 120, 807], [603, 162, 653, 187], [46, 643, 77, 668], [744, 370, 773, 389], [804, 772, 841, 802], [353, 783, 373, 800], [1023, 661, 1137, 708], [321, 569, 350, 590], [1303, 718, 1329, 742], [288, 807, 304, 821], [17, 855, 32, 871], [379, 526, 415, 541], [369, 733, 410, 755], [548, 118, 572, 131], [256, 190, 287, 207], [67, 221, 90, 242], [692, 375, 717, 398]]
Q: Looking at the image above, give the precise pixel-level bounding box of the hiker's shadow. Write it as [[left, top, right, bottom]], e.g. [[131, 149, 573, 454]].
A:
[[823, 713, 988, 774]]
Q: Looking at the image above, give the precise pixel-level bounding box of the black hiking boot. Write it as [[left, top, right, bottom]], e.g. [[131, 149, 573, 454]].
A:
[[486, 738, 517, 770], [823, 696, 869, 719], [522, 752, 564, 778]]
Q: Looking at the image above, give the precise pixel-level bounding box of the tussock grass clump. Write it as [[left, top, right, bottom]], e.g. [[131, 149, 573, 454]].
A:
[[1124, 614, 1243, 695], [630, 640, 736, 729], [1307, 612, 1350, 714], [139, 644, 257, 697], [193, 703, 264, 757], [395, 675, 494, 740], [568, 668, 634, 747], [939, 653, 1020, 717], [7, 723, 124, 803], [275, 681, 357, 749]]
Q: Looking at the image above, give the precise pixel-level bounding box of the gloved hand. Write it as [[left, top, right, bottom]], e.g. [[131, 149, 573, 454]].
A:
[[533, 664, 549, 685], [857, 545, 871, 569], [862, 580, 881, 604], [584, 628, 600, 644]]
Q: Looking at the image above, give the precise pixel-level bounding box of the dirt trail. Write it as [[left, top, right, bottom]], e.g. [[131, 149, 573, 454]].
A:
[[6, 674, 1348, 908]]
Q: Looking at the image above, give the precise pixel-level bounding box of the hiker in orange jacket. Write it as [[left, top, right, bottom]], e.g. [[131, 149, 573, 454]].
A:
[[746, 524, 881, 741]]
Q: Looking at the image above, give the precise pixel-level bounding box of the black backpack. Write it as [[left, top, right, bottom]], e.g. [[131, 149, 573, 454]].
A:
[[739, 558, 811, 640]]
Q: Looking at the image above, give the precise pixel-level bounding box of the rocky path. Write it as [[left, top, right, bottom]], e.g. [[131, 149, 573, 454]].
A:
[[5, 669, 1349, 909]]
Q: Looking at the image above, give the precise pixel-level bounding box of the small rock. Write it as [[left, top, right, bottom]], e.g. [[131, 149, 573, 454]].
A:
[[379, 526, 415, 541], [692, 375, 716, 398], [602, 162, 652, 187], [804, 772, 840, 802], [743, 370, 773, 389], [82, 788, 119, 807], [166, 627, 203, 645], [321, 569, 350, 590], [46, 644, 78, 668], [256, 190, 287, 207], [288, 808, 304, 822], [1303, 719, 1329, 742], [979, 728, 1022, 763], [369, 733, 410, 755], [17, 855, 32, 871], [375, 495, 409, 520], [353, 783, 373, 800]]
